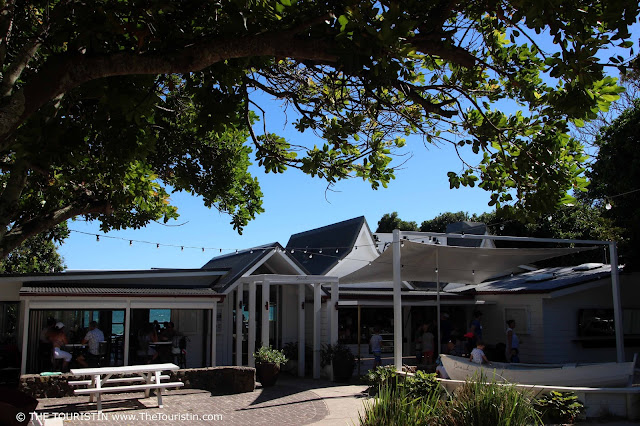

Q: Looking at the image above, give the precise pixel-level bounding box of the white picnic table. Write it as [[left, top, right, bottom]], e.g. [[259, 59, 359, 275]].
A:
[[69, 363, 183, 412]]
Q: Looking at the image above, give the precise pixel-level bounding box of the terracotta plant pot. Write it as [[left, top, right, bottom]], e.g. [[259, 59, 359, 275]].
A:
[[256, 362, 281, 387]]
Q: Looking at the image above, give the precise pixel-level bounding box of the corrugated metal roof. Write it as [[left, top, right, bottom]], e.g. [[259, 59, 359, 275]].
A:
[[448, 263, 614, 294], [20, 286, 222, 297], [286, 216, 366, 275]]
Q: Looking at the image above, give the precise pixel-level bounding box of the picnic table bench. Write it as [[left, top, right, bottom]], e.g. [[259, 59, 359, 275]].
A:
[[69, 363, 183, 412]]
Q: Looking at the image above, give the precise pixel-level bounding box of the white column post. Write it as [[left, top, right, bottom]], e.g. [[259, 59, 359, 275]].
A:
[[330, 282, 339, 345], [298, 284, 306, 377], [436, 248, 441, 357], [392, 229, 403, 370], [610, 242, 625, 362], [20, 300, 30, 375], [235, 285, 244, 366], [123, 300, 131, 366], [211, 301, 217, 367], [261, 280, 270, 348], [313, 282, 322, 379], [248, 281, 257, 367]]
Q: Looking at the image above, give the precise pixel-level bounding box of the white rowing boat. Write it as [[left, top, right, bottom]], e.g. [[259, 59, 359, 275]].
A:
[[440, 354, 637, 387]]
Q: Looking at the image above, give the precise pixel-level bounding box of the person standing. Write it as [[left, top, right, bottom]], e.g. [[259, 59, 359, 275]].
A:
[[469, 311, 483, 341], [421, 324, 435, 364], [369, 327, 384, 369], [440, 313, 452, 354], [506, 320, 520, 363]]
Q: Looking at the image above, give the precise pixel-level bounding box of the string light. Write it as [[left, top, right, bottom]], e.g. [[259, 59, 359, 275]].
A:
[[291, 249, 295, 253], [181, 246, 184, 251], [96, 235, 100, 242], [156, 243, 160, 248], [129, 240, 132, 246], [202, 247, 205, 252], [472, 270, 475, 275]]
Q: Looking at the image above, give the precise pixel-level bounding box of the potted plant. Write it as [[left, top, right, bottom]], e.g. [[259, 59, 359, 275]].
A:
[[253, 346, 288, 387], [321, 343, 356, 382]]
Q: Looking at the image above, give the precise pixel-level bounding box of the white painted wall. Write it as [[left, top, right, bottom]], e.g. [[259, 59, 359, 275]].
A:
[[280, 285, 300, 345], [475, 274, 640, 364], [542, 274, 640, 363], [217, 297, 233, 366], [328, 226, 378, 278], [472, 294, 545, 363]]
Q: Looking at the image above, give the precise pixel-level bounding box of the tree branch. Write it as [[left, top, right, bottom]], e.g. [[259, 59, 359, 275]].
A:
[[0, 37, 42, 97], [0, 31, 339, 147], [0, 200, 113, 258]]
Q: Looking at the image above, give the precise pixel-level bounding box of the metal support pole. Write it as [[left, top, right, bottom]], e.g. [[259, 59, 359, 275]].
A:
[[20, 300, 30, 375], [357, 305, 361, 376], [330, 282, 339, 345], [436, 248, 441, 357], [313, 283, 322, 379], [235, 285, 243, 366], [298, 285, 306, 377], [248, 281, 257, 367], [123, 300, 131, 366], [392, 229, 403, 370], [609, 242, 625, 362], [211, 302, 217, 367], [261, 281, 270, 348]]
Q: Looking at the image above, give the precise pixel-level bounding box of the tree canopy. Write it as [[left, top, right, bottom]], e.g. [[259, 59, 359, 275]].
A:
[[583, 99, 640, 270], [0, 223, 67, 273], [0, 0, 638, 257], [376, 212, 418, 233]]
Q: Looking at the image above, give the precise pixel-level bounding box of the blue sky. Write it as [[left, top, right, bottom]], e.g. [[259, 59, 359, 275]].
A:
[[58, 23, 639, 271]]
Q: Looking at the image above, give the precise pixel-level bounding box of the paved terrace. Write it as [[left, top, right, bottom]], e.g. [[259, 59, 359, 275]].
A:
[[34, 376, 369, 425]]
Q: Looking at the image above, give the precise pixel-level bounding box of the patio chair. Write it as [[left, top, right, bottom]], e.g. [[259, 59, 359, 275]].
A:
[[172, 336, 188, 369]]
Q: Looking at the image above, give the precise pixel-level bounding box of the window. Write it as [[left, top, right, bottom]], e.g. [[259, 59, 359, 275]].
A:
[[504, 307, 531, 334], [578, 309, 640, 337]]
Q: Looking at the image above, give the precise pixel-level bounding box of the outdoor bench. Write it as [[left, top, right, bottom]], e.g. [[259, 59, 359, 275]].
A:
[[69, 363, 183, 412]]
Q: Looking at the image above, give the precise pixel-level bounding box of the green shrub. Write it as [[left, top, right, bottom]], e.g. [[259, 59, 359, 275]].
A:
[[253, 346, 288, 366], [363, 366, 397, 395], [359, 373, 543, 426], [359, 381, 442, 426], [443, 374, 542, 426], [534, 391, 584, 423], [403, 370, 441, 399]]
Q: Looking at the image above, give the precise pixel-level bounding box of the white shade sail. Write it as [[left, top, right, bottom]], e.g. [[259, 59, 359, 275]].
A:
[[340, 241, 591, 285]]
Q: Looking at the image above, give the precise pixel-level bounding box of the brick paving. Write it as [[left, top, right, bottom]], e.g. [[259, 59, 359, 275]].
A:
[[34, 377, 368, 425]]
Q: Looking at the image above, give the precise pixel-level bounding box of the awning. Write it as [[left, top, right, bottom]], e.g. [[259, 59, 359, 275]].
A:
[[340, 241, 592, 285]]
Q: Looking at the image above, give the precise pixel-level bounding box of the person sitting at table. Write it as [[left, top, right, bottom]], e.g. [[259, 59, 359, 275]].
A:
[[49, 322, 72, 372], [77, 321, 105, 367], [137, 323, 158, 363], [160, 322, 177, 341]]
